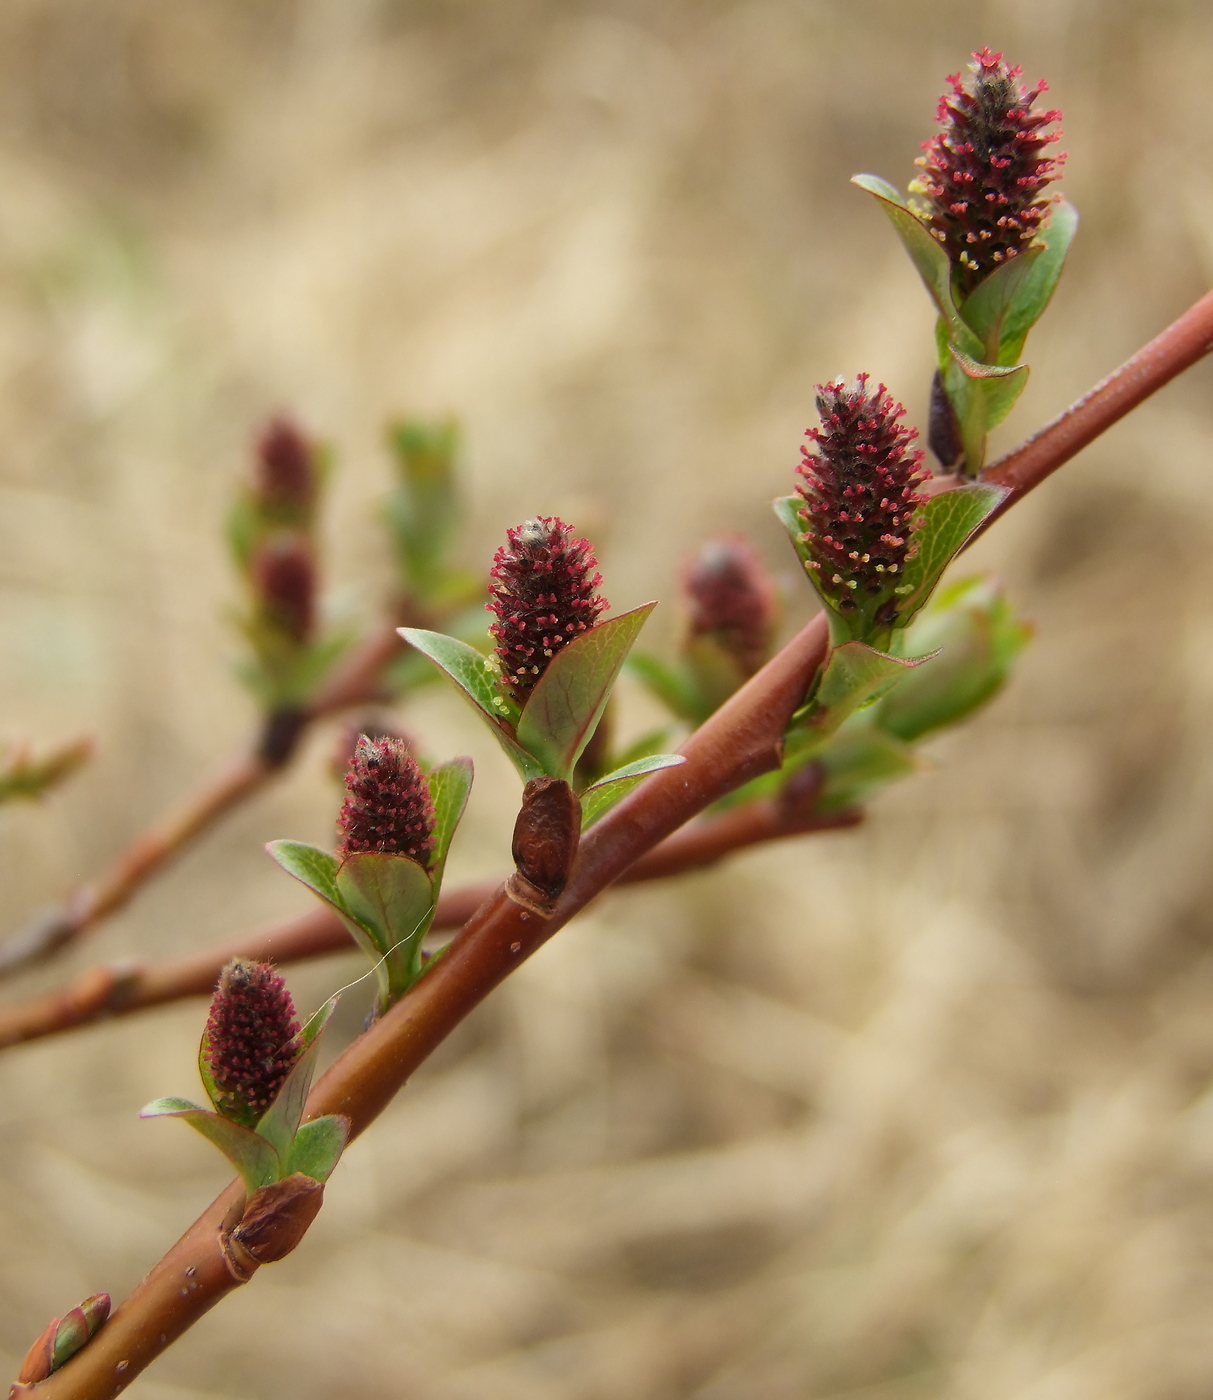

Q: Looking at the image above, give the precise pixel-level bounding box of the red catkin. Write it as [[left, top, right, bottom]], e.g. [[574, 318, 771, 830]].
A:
[[912, 47, 1064, 298], [796, 376, 930, 628], [202, 960, 301, 1127], [337, 734, 435, 866], [486, 517, 608, 704]]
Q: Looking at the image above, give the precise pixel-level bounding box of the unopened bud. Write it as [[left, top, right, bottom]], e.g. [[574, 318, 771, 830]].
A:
[[684, 536, 778, 680]]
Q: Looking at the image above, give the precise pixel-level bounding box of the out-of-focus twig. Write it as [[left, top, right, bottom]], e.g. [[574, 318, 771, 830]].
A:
[[0, 623, 407, 980], [0, 795, 859, 1051]]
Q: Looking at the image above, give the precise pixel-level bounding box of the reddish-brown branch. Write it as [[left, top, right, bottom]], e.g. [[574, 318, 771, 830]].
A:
[[26, 295, 1213, 1399], [0, 801, 859, 1051], [0, 625, 407, 980], [980, 288, 1213, 513], [31, 611, 831, 1400]]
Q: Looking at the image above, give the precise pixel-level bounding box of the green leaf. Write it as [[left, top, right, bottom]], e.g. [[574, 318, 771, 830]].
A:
[[399, 628, 545, 782], [254, 997, 337, 1165], [613, 724, 678, 768], [288, 1114, 350, 1184], [936, 334, 1030, 473], [627, 652, 705, 724], [891, 482, 1008, 625], [580, 753, 686, 829], [998, 199, 1078, 365], [792, 642, 924, 744], [398, 628, 517, 724], [851, 174, 983, 360], [265, 840, 342, 909], [947, 343, 1030, 430], [424, 756, 473, 890], [875, 575, 1031, 742], [336, 851, 435, 1003], [140, 1099, 281, 1192], [516, 603, 657, 782], [265, 839, 385, 976], [956, 245, 1042, 360], [816, 719, 919, 811]]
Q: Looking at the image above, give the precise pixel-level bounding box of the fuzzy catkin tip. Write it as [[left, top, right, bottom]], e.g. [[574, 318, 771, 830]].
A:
[[337, 734, 436, 866], [202, 960, 301, 1127], [911, 47, 1064, 298], [486, 517, 608, 703], [256, 418, 317, 518], [796, 375, 929, 629], [684, 536, 778, 678], [252, 536, 316, 645]]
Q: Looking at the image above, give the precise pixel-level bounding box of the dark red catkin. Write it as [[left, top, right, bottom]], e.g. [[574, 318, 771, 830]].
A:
[[486, 517, 608, 704], [202, 960, 302, 1127], [255, 417, 318, 523], [796, 375, 930, 629], [336, 733, 435, 866], [252, 535, 317, 645], [684, 536, 778, 679], [911, 47, 1064, 298]]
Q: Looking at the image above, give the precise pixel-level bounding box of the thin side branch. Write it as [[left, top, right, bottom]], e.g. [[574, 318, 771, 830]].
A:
[[0, 801, 860, 1051], [0, 624, 406, 980]]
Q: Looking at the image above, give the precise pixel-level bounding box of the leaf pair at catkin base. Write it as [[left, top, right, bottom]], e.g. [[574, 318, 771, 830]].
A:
[[851, 45, 1077, 474], [141, 995, 347, 1193], [403, 609, 684, 829], [268, 755, 473, 1011]]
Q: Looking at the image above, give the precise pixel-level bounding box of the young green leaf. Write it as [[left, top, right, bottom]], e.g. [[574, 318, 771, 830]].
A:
[[288, 1115, 350, 1184], [889, 481, 1008, 625], [939, 344, 1030, 473], [140, 1099, 281, 1192], [516, 602, 657, 782], [254, 997, 337, 1165], [794, 642, 925, 740], [424, 756, 474, 889], [399, 627, 545, 781], [956, 245, 1042, 360], [580, 753, 686, 829], [335, 851, 435, 1002], [265, 840, 342, 909], [851, 175, 983, 360], [875, 576, 1031, 742], [998, 199, 1078, 365]]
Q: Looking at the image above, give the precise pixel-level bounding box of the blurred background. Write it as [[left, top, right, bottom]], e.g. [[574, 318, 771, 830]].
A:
[[2, 0, 1213, 1395]]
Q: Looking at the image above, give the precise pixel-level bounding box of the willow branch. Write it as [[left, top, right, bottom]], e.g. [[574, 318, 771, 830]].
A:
[[0, 624, 407, 980], [27, 294, 1213, 1398], [979, 288, 1213, 515], [0, 799, 860, 1052]]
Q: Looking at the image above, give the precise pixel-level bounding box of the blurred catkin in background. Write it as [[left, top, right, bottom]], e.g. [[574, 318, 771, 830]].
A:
[[3, 2, 1213, 1396]]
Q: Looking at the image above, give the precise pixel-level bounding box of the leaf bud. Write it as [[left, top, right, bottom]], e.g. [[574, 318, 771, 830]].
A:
[[684, 535, 778, 680]]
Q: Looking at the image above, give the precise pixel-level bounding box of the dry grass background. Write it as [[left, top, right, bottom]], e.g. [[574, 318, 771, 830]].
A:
[[1, 0, 1213, 1395]]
